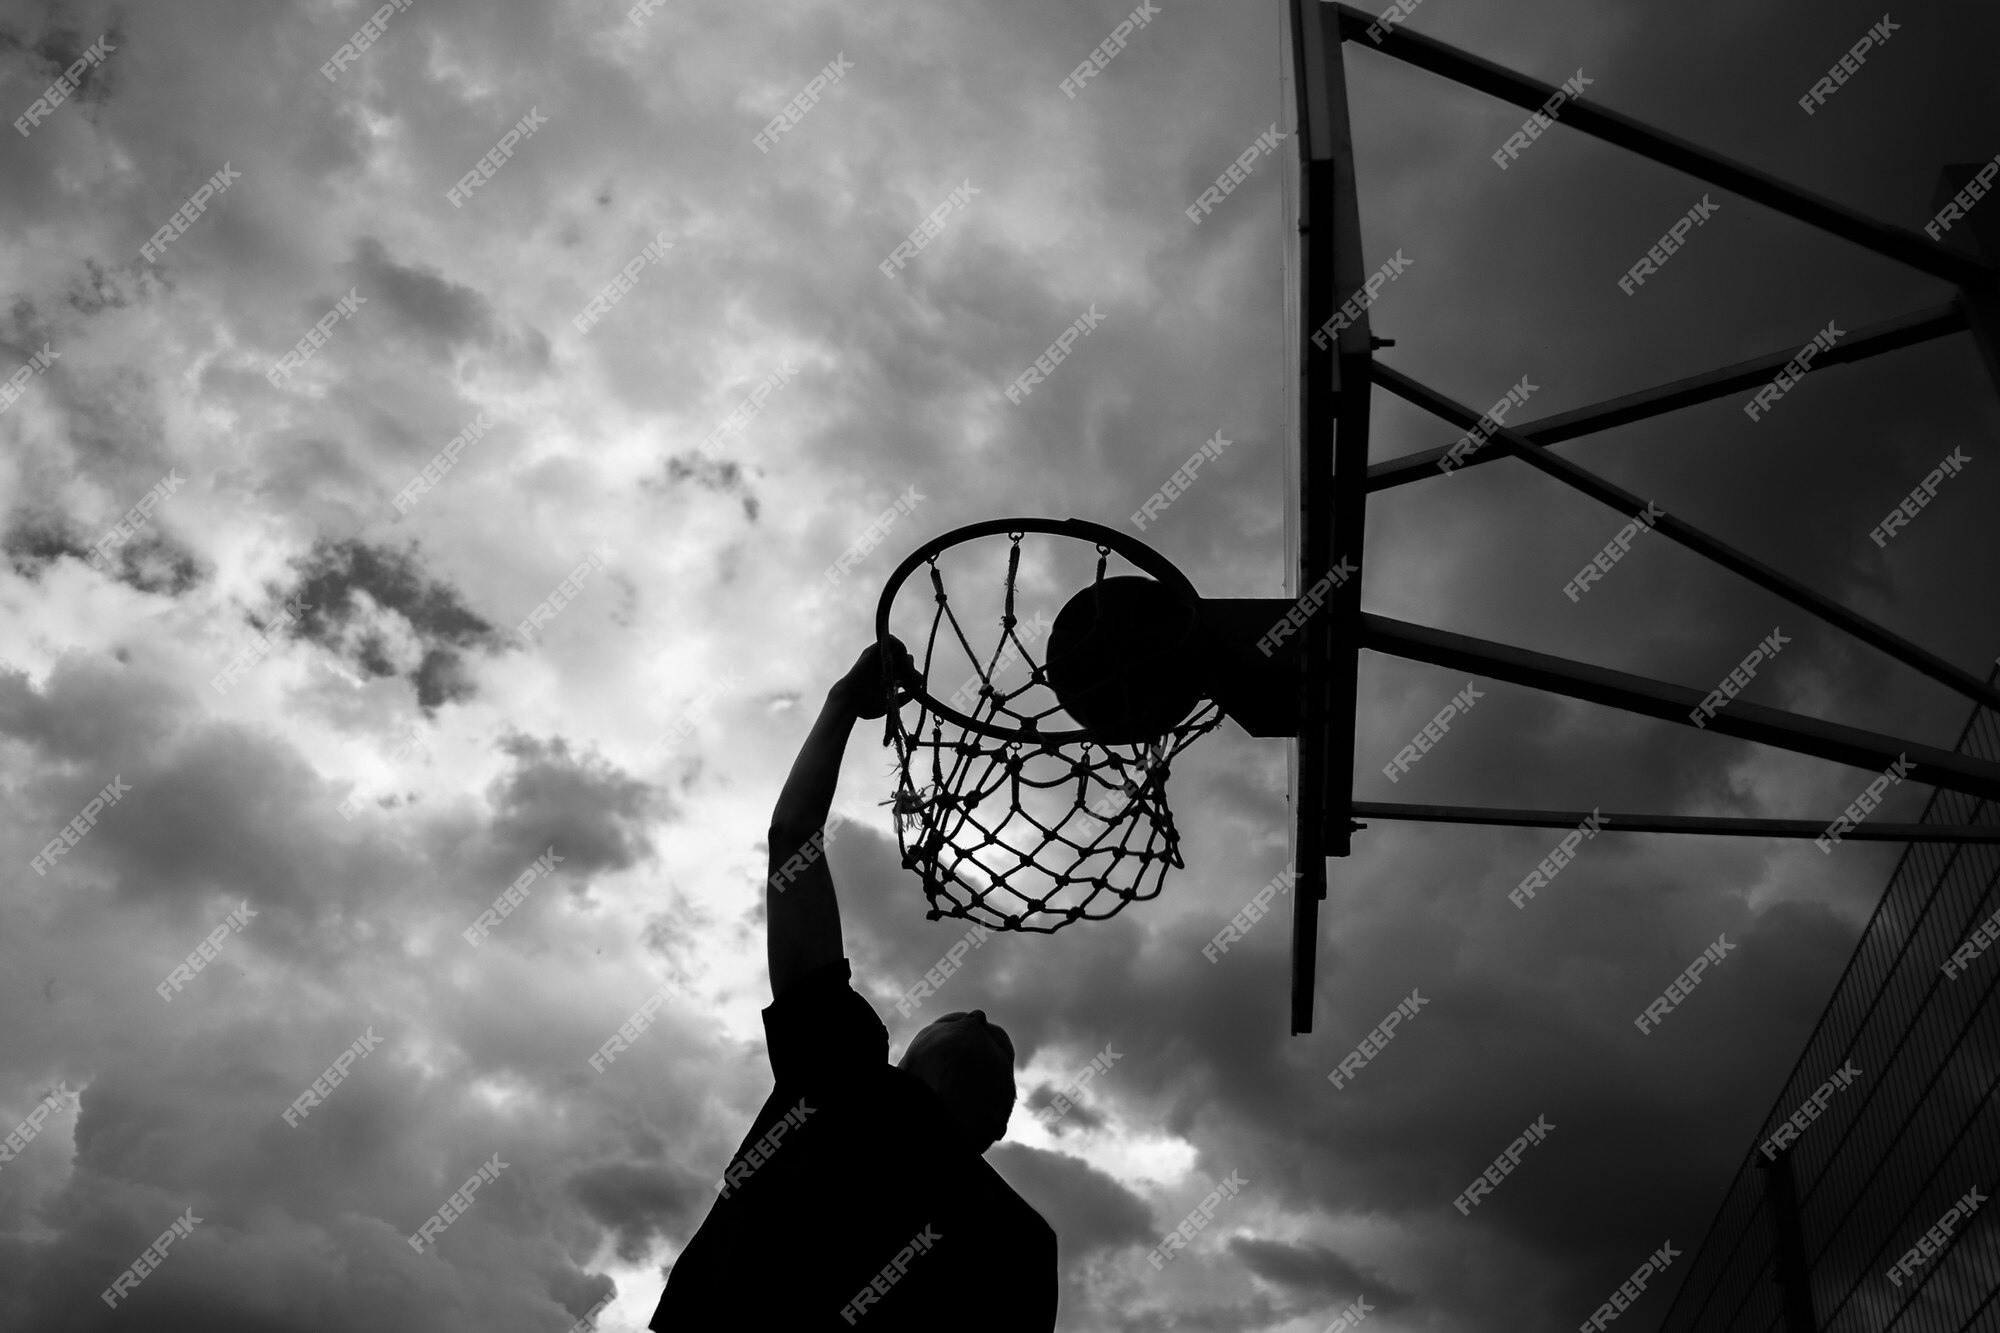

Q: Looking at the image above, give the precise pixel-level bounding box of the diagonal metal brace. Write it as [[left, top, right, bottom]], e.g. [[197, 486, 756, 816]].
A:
[[1372, 362, 2000, 716], [1354, 801, 2000, 844], [1361, 612, 2000, 805], [1365, 303, 1967, 489], [1326, 3, 1993, 288]]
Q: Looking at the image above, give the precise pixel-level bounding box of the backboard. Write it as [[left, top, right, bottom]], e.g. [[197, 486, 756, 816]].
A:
[[1278, 0, 1306, 934], [1280, 0, 1372, 1034]]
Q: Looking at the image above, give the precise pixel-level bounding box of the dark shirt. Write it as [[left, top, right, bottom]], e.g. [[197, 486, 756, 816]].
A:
[[651, 958, 1058, 1331]]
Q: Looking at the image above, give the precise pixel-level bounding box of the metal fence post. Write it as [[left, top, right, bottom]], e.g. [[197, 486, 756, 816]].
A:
[[1757, 1147, 1819, 1333]]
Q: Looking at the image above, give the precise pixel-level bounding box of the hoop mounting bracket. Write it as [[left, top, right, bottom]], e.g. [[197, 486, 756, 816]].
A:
[[1195, 598, 1308, 737]]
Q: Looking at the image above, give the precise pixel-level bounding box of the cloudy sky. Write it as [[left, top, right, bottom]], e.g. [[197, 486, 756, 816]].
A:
[[2, 0, 1997, 1329]]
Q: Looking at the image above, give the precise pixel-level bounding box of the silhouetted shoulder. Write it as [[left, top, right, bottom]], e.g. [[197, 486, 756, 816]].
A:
[[762, 956, 888, 1086]]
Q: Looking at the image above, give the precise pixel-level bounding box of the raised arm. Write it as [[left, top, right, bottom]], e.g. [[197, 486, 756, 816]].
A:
[[766, 640, 912, 1001]]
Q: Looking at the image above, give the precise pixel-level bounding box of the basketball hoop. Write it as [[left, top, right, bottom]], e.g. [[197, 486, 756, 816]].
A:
[[875, 518, 1228, 933]]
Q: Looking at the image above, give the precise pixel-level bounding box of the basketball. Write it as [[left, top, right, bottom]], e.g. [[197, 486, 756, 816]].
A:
[[1044, 576, 1205, 745]]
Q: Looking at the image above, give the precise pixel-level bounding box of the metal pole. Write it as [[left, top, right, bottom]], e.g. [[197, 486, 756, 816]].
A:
[[1360, 612, 2000, 804], [1757, 1148, 1820, 1333], [1352, 801, 2000, 844], [1327, 4, 1990, 288], [1372, 363, 2000, 715], [1364, 304, 1966, 490], [1938, 161, 2000, 398]]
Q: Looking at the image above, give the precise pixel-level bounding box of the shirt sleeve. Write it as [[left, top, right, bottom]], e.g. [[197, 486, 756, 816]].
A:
[[761, 956, 888, 1087]]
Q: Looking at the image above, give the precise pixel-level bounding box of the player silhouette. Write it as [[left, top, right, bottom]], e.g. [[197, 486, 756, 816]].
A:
[[650, 639, 1059, 1331]]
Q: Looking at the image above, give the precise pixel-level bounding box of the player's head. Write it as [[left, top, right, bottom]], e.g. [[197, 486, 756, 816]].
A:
[[897, 1009, 1016, 1152]]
